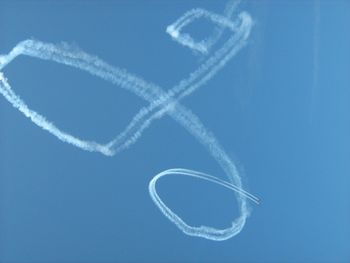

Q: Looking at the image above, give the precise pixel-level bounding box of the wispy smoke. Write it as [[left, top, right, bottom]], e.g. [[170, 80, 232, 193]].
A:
[[0, 0, 259, 241]]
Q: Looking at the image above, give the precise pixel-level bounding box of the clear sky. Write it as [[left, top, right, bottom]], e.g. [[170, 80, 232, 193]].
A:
[[0, 1, 349, 262]]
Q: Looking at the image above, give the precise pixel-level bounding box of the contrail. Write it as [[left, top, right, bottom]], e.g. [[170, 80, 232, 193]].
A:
[[0, 73, 113, 156], [0, 1, 259, 241], [166, 0, 242, 55], [108, 11, 253, 154], [149, 168, 257, 240], [166, 8, 240, 54]]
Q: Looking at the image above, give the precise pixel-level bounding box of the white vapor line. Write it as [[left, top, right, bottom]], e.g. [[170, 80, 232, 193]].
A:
[[0, 74, 113, 156], [149, 168, 258, 240], [166, 8, 240, 54], [203, 0, 242, 53], [107, 11, 253, 154], [0, 3, 259, 241]]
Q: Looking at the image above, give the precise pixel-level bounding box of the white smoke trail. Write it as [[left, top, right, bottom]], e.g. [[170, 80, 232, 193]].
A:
[[166, 8, 240, 54], [149, 168, 257, 240], [107, 11, 253, 153], [0, 2, 259, 241], [0, 74, 113, 156], [201, 0, 242, 54]]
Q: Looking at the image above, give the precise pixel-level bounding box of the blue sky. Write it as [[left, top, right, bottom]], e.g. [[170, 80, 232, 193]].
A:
[[0, 1, 349, 262]]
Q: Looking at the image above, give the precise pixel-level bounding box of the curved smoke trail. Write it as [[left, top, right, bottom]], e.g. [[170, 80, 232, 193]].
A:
[[0, 1, 259, 241]]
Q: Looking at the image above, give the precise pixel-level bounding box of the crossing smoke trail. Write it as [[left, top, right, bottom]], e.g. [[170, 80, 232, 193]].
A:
[[166, 0, 242, 54], [0, 1, 259, 241], [203, 0, 242, 52]]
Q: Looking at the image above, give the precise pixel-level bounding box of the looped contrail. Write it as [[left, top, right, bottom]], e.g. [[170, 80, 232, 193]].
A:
[[0, 1, 259, 241]]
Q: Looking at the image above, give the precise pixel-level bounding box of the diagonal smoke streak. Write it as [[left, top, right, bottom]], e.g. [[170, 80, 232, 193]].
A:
[[0, 1, 259, 241]]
